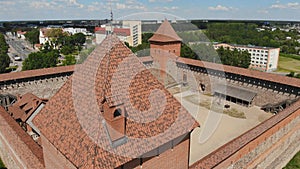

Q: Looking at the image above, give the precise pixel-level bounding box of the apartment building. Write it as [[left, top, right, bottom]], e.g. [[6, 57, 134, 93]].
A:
[[214, 43, 280, 72], [95, 20, 142, 47]]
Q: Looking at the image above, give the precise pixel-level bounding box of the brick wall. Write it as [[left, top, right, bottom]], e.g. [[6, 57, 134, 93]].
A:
[[40, 134, 77, 169], [134, 138, 190, 169], [225, 109, 300, 169], [150, 42, 181, 57], [0, 108, 44, 169], [189, 102, 300, 169]]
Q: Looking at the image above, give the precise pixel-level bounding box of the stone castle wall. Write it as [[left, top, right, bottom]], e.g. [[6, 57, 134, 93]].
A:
[[146, 60, 300, 169], [0, 75, 70, 99], [0, 108, 44, 169], [189, 98, 300, 169]]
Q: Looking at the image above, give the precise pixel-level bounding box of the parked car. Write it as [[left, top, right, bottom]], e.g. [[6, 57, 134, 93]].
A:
[[14, 55, 22, 61]]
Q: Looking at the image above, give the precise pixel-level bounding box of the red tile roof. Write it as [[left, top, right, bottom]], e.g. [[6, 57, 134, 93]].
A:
[[33, 35, 198, 169], [95, 27, 106, 33], [95, 27, 131, 36], [17, 30, 27, 35], [0, 106, 44, 168], [0, 65, 74, 82], [8, 93, 46, 122], [149, 19, 182, 42], [113, 28, 130, 36]]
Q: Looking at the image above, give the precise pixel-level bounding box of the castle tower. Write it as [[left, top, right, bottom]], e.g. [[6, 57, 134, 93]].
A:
[[149, 19, 182, 84], [149, 19, 182, 57]]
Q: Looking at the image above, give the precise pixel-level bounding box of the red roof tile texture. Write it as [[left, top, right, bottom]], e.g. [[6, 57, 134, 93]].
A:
[[33, 35, 198, 169], [8, 93, 46, 122], [95, 27, 131, 36], [113, 28, 131, 36], [149, 19, 182, 42], [0, 65, 74, 82], [0, 106, 44, 168]]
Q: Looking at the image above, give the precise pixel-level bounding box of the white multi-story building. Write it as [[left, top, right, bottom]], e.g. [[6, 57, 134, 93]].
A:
[[63, 28, 88, 35], [39, 28, 50, 45], [95, 25, 131, 45], [122, 20, 142, 47], [95, 20, 142, 47], [213, 43, 280, 72]]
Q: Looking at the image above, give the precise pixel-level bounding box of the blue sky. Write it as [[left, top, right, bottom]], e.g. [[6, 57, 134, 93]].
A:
[[0, 0, 300, 21]]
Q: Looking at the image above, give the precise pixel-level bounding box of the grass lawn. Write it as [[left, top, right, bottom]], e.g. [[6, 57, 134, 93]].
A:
[[284, 151, 300, 169], [277, 55, 300, 73]]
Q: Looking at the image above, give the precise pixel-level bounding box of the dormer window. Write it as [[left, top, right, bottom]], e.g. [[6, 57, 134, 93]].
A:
[[113, 108, 122, 118]]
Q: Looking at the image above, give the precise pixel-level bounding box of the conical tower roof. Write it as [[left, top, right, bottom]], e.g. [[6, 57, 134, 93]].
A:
[[149, 19, 182, 42]]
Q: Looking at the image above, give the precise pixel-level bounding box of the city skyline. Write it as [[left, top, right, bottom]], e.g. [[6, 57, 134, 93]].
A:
[[0, 0, 300, 21]]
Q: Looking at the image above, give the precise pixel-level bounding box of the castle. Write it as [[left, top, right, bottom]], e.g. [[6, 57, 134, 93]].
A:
[[0, 20, 299, 169]]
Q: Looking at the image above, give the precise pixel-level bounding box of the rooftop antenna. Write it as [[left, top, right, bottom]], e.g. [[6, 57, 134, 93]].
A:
[[102, 0, 113, 102], [110, 0, 113, 34]]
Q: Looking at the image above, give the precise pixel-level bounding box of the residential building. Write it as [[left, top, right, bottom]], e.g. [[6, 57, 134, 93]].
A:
[[122, 20, 142, 47], [63, 27, 88, 35], [39, 28, 50, 45], [95, 20, 142, 47], [16, 31, 26, 40], [213, 43, 280, 72], [95, 26, 131, 45]]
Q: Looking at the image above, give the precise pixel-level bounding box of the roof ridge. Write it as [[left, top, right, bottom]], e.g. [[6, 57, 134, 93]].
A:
[[149, 19, 182, 42]]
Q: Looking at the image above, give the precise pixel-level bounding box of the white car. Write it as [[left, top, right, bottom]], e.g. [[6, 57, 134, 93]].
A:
[[14, 55, 22, 61]]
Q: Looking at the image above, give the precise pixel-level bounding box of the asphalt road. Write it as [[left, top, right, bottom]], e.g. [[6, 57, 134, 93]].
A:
[[5, 35, 36, 71]]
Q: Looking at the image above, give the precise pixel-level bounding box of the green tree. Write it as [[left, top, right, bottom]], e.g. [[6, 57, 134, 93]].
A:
[[217, 47, 251, 68], [73, 33, 86, 46], [60, 45, 75, 55], [181, 43, 197, 59], [287, 72, 295, 77], [0, 34, 10, 73], [22, 49, 59, 70], [0, 52, 10, 73], [25, 29, 39, 46], [62, 55, 76, 66]]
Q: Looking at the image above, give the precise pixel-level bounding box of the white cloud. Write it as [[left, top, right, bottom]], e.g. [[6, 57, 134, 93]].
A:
[[69, 0, 84, 8], [270, 2, 300, 9], [154, 6, 179, 12], [208, 5, 236, 11], [113, 0, 147, 11]]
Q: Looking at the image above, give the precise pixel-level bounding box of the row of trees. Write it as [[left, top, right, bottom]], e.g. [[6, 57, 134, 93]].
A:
[[181, 43, 251, 68], [125, 32, 251, 68], [22, 43, 59, 70], [22, 28, 86, 70], [0, 34, 11, 73], [205, 23, 300, 55], [217, 47, 251, 68], [286, 72, 300, 79]]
